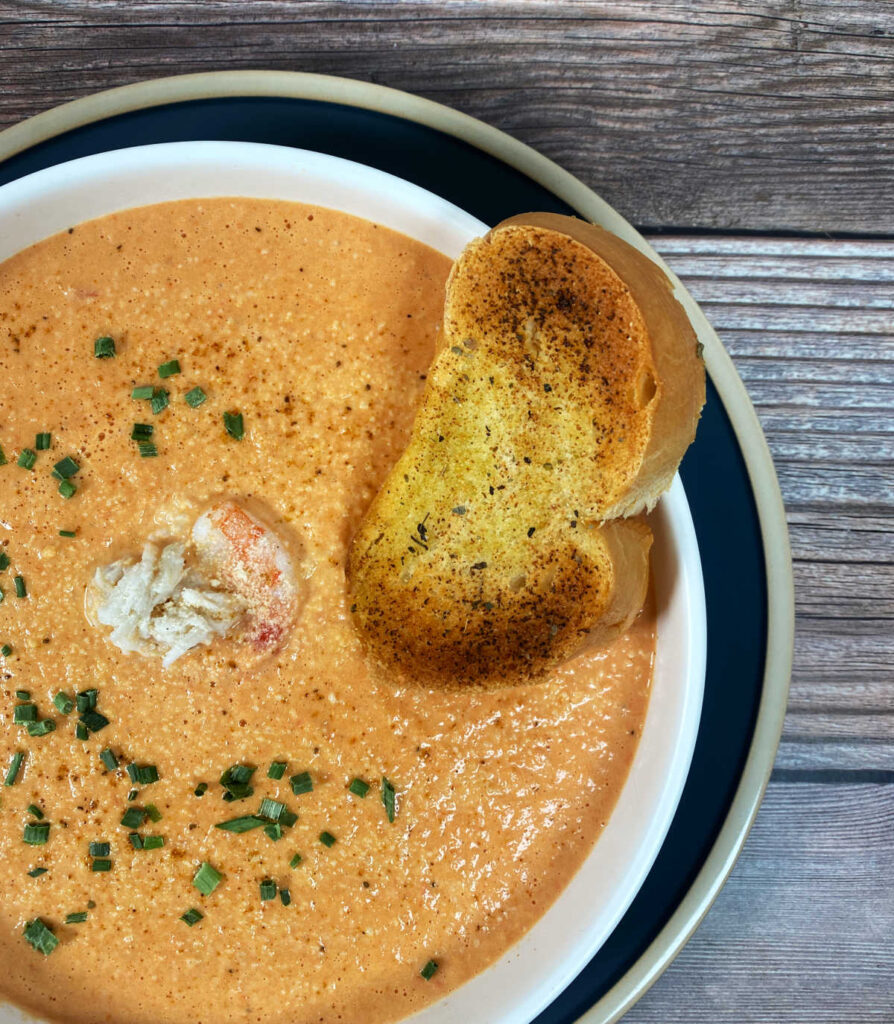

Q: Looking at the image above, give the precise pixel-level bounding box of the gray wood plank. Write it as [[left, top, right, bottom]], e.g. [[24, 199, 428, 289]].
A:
[[0, 0, 892, 233], [625, 780, 894, 1022]]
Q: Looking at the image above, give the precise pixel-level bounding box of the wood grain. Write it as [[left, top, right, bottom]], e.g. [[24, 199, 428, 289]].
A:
[[0, 0, 892, 233]]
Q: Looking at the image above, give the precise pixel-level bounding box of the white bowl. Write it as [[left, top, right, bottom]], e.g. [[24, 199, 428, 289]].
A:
[[0, 142, 706, 1024]]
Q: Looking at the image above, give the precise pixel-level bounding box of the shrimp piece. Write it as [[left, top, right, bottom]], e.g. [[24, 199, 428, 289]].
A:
[[192, 501, 298, 652]]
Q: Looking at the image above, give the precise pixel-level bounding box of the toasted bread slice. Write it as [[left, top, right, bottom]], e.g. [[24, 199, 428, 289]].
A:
[[347, 214, 705, 687]]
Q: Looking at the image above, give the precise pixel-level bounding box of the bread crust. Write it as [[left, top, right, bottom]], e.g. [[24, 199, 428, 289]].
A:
[[347, 215, 704, 687]]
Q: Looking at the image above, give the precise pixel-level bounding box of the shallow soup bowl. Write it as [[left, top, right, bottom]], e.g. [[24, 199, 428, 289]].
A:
[[0, 141, 707, 1024]]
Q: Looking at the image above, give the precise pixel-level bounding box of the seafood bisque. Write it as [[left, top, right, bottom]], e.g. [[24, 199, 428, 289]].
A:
[[0, 199, 654, 1024]]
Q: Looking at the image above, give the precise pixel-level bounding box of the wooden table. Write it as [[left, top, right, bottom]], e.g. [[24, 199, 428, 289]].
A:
[[1, 3, 891, 1020]]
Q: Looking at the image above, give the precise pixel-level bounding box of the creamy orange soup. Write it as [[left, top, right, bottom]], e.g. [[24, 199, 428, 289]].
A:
[[0, 199, 654, 1024]]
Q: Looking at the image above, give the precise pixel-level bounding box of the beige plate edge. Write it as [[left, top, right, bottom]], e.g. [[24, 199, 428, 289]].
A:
[[0, 70, 795, 1024]]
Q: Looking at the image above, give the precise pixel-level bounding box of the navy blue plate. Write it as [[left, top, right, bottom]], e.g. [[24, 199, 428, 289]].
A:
[[0, 96, 766, 1023]]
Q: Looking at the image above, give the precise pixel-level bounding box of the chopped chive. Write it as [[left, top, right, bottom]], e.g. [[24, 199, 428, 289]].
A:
[[53, 456, 79, 479], [79, 710, 109, 733], [150, 388, 169, 415], [131, 423, 153, 441], [220, 763, 256, 802], [15, 689, 30, 699], [58, 480, 77, 499], [126, 765, 140, 784], [59, 529, 77, 538], [0, 552, 8, 570], [120, 807, 146, 829], [4, 751, 25, 786], [215, 815, 266, 833], [2, 644, 13, 657], [65, 911, 88, 924], [75, 722, 89, 741], [259, 878, 276, 901], [53, 692, 75, 715], [180, 908, 203, 927], [127, 789, 138, 801], [128, 833, 144, 850], [26, 804, 44, 820], [185, 386, 207, 408], [35, 433, 51, 451], [131, 385, 154, 400], [223, 411, 244, 440], [319, 831, 336, 848], [13, 703, 38, 724], [420, 959, 439, 981], [279, 887, 291, 906], [23, 918, 58, 955], [27, 866, 47, 877], [289, 771, 313, 796], [258, 797, 286, 821], [142, 835, 165, 850], [89, 842, 110, 857], [289, 852, 303, 869], [17, 449, 37, 470], [24, 822, 50, 845], [192, 861, 222, 896], [348, 778, 370, 798], [381, 776, 397, 823], [127, 763, 159, 785], [157, 359, 181, 378], [99, 748, 119, 770], [91, 858, 112, 872], [145, 803, 162, 822], [278, 808, 298, 828], [264, 823, 283, 842], [193, 782, 208, 797], [27, 719, 56, 737], [76, 689, 98, 712], [14, 575, 27, 598], [267, 761, 287, 780], [94, 336, 116, 359], [0, 443, 5, 465], [137, 440, 158, 458]]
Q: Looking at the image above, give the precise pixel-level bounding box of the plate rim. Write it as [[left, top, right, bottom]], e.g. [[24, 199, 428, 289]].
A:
[[0, 70, 794, 1024]]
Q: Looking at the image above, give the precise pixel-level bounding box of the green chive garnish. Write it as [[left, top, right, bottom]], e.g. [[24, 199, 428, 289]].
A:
[[267, 761, 287, 780], [127, 763, 159, 785], [279, 808, 298, 828], [17, 449, 36, 470], [279, 887, 291, 906], [15, 690, 29, 699], [35, 433, 51, 451], [215, 815, 266, 834], [76, 689, 98, 712], [142, 835, 165, 850], [185, 386, 207, 408], [131, 385, 154, 400], [381, 776, 397, 823], [91, 858, 112, 872], [0, 552, 9, 570], [14, 575, 26, 598], [23, 918, 58, 955], [348, 778, 370, 798], [13, 703, 38, 724], [53, 456, 79, 479], [192, 861, 222, 896], [145, 803, 162, 822], [1, 645, 12, 657], [223, 411, 244, 440], [158, 359, 181, 378], [127, 789, 138, 801], [193, 782, 208, 797], [289, 852, 303, 869], [75, 721, 89, 740], [79, 710, 109, 733], [27, 719, 56, 737], [120, 807, 146, 829], [89, 842, 110, 857], [137, 440, 158, 458], [259, 797, 285, 821], [150, 388, 169, 415], [59, 529, 77, 538], [24, 822, 50, 845], [99, 748, 119, 770], [65, 911, 88, 924], [289, 771, 312, 796], [420, 959, 439, 980], [0, 443, 6, 465], [259, 879, 276, 901], [220, 763, 256, 802], [264, 823, 283, 842], [53, 692, 75, 715], [4, 751, 25, 786], [180, 908, 203, 926], [94, 336, 116, 359], [131, 423, 153, 441], [26, 804, 44, 819], [129, 833, 143, 850], [58, 480, 77, 499], [27, 866, 47, 877], [319, 831, 336, 848]]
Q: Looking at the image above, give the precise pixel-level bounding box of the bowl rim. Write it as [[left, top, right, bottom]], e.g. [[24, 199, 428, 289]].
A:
[[0, 76, 794, 1024]]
